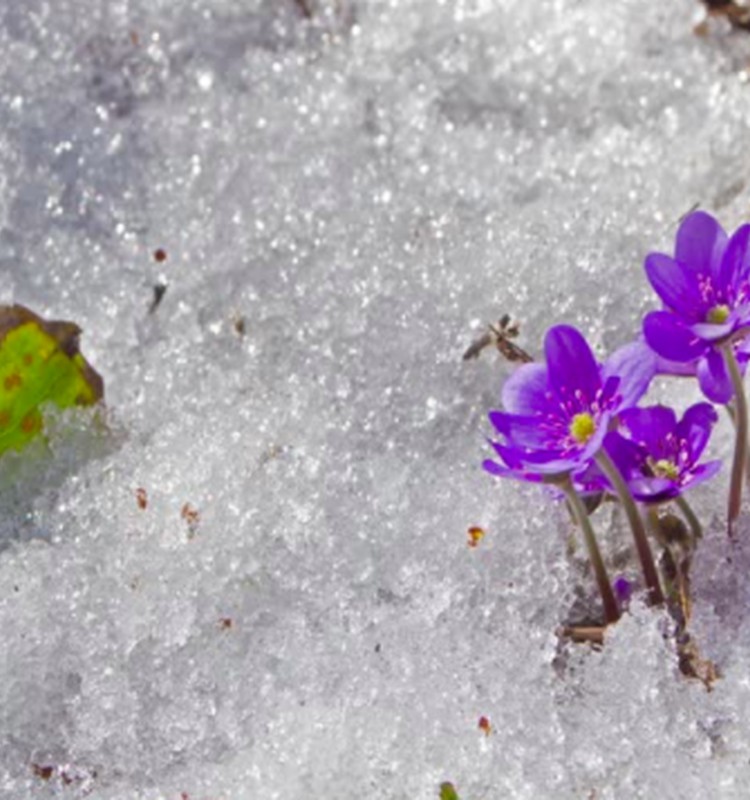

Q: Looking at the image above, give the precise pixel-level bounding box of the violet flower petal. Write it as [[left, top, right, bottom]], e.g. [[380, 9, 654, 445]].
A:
[[571, 461, 609, 494], [628, 475, 677, 503], [602, 340, 655, 408], [618, 405, 677, 456], [675, 210, 727, 282], [500, 363, 550, 415], [544, 325, 599, 404], [488, 437, 594, 476], [654, 355, 697, 377], [489, 440, 560, 466], [602, 430, 645, 481], [614, 576, 634, 604], [645, 252, 706, 319], [643, 311, 706, 362], [676, 402, 718, 459], [697, 349, 733, 403], [680, 459, 723, 491], [596, 376, 622, 416], [737, 337, 750, 357], [482, 459, 543, 483], [488, 411, 553, 449], [719, 223, 750, 290], [691, 320, 735, 341]]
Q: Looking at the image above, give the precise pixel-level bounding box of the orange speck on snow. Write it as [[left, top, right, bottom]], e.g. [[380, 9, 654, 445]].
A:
[[467, 526, 485, 548]]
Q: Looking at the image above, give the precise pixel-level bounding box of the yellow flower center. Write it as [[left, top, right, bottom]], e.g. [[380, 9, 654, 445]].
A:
[[652, 458, 679, 480], [706, 304, 730, 324], [569, 412, 596, 444]]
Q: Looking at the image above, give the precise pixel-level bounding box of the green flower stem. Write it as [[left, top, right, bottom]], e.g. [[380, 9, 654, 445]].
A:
[[645, 506, 663, 544], [560, 476, 620, 625], [722, 343, 748, 536], [596, 451, 665, 606], [675, 495, 702, 541], [723, 403, 750, 489]]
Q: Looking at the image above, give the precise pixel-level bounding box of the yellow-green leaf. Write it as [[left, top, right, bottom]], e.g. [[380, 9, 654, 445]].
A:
[[0, 304, 103, 456], [440, 783, 460, 800]]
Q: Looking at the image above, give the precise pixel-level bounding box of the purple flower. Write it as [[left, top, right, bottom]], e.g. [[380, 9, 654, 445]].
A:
[[613, 575, 634, 605], [643, 211, 750, 402], [603, 403, 721, 503], [484, 325, 655, 483]]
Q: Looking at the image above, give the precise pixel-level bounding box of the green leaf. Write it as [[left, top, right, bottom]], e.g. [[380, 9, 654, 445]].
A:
[[0, 304, 103, 456], [439, 782, 460, 800]]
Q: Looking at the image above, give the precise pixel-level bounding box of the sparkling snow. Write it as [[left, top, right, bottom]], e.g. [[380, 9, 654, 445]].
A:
[[2, 1, 750, 798]]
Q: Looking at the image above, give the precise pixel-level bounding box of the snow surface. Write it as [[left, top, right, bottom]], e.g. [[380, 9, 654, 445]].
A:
[[2, 0, 750, 797]]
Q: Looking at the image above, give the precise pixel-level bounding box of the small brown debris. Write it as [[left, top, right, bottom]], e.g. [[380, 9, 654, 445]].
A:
[[558, 625, 606, 646], [135, 487, 148, 510], [153, 248, 167, 263], [181, 503, 200, 537], [232, 313, 246, 336], [701, 0, 750, 31], [677, 636, 720, 690], [148, 282, 168, 314], [463, 314, 533, 363], [478, 715, 492, 736], [260, 444, 284, 465], [181, 503, 199, 524], [292, 0, 313, 18], [694, 18, 711, 35], [219, 617, 233, 630], [31, 762, 98, 790], [32, 764, 54, 780], [467, 526, 485, 548]]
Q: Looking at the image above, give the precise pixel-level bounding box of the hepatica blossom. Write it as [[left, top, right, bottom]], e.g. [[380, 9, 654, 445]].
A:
[[476, 210, 748, 638], [643, 211, 750, 403], [484, 325, 655, 483], [642, 210, 750, 532], [603, 404, 721, 504], [483, 325, 658, 623]]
